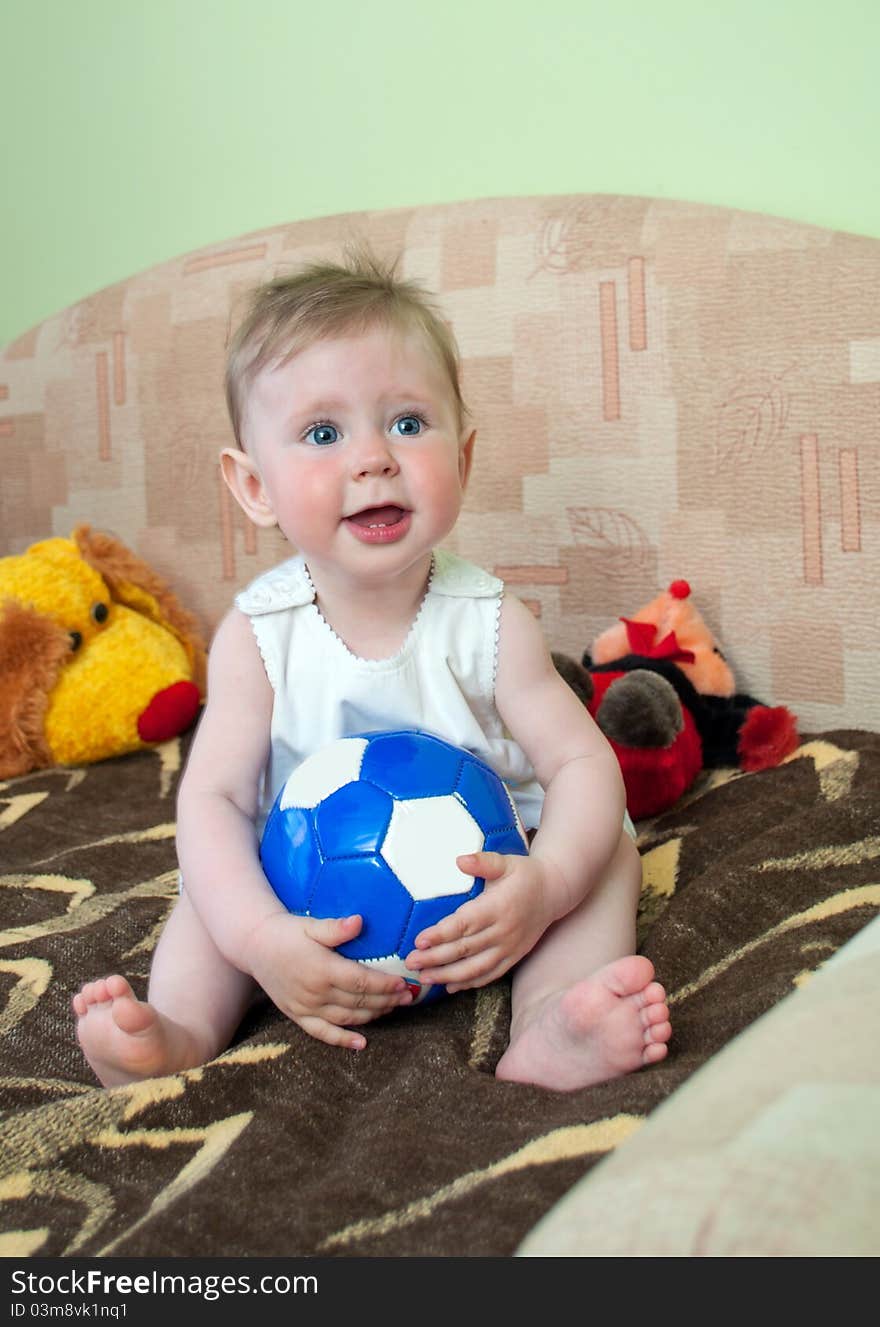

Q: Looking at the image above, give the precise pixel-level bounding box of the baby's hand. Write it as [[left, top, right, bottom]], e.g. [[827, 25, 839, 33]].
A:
[[405, 852, 559, 992], [244, 911, 412, 1050]]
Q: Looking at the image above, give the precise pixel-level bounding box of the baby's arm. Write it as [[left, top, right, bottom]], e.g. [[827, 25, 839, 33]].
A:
[[497, 594, 628, 909], [175, 608, 411, 1047], [407, 594, 626, 988]]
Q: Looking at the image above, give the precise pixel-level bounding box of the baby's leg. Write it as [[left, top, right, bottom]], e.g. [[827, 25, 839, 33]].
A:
[[495, 831, 671, 1091], [74, 889, 255, 1087]]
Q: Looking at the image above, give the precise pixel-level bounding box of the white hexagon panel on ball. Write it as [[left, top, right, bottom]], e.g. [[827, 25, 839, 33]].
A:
[[279, 738, 368, 810], [381, 795, 485, 900]]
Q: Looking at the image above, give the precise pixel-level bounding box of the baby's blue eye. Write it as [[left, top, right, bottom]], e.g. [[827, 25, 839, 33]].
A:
[[393, 415, 422, 437], [306, 423, 339, 446]]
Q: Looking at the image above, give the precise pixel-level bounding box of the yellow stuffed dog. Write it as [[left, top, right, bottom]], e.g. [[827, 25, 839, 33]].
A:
[[0, 525, 206, 777]]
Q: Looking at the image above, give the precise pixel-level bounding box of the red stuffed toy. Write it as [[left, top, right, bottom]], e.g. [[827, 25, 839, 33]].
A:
[[554, 580, 799, 820]]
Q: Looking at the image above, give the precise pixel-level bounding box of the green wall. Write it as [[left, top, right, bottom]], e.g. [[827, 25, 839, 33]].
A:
[[3, 0, 878, 347]]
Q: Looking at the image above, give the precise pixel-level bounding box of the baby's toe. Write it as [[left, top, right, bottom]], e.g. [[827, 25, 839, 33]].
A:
[[645, 1017, 672, 1045], [81, 980, 104, 1006], [642, 1000, 670, 1028], [105, 974, 134, 1000]]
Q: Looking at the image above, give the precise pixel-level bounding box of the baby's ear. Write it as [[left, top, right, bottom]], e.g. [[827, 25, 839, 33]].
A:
[[220, 449, 278, 528]]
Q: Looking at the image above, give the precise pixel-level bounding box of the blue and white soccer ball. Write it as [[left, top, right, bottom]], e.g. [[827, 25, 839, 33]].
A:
[[259, 729, 529, 1003]]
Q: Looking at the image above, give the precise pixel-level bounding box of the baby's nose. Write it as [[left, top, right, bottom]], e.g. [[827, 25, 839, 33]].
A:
[[351, 432, 399, 478]]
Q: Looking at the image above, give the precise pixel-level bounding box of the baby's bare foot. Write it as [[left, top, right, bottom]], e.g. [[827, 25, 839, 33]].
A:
[[496, 955, 671, 1092], [73, 975, 203, 1087]]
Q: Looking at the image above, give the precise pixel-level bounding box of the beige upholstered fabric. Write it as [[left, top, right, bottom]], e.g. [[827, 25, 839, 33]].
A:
[[2, 195, 878, 731], [517, 912, 880, 1258]]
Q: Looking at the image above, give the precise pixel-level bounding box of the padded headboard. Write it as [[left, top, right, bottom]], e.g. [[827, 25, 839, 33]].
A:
[[2, 195, 878, 731]]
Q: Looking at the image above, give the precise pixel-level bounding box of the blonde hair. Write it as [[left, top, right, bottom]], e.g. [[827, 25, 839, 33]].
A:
[[225, 247, 466, 447]]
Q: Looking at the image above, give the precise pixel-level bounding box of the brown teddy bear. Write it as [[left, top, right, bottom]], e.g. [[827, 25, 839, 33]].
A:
[[0, 525, 206, 777]]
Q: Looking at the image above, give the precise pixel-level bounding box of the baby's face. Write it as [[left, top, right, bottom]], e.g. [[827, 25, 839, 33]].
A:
[[239, 325, 474, 589]]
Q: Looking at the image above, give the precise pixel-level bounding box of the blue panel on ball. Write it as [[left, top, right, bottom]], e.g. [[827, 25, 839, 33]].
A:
[[359, 729, 464, 799], [399, 881, 483, 957], [315, 856, 414, 960], [314, 779, 393, 859], [484, 826, 529, 858], [259, 803, 322, 914], [455, 757, 519, 832]]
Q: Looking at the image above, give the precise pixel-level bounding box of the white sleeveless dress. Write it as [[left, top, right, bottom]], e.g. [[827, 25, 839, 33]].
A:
[[235, 549, 546, 832]]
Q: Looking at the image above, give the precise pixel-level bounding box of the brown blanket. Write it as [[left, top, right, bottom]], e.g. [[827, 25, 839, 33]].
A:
[[1, 730, 877, 1257]]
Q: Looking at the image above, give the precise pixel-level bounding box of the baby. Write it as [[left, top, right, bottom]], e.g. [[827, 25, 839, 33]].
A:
[[74, 250, 671, 1092]]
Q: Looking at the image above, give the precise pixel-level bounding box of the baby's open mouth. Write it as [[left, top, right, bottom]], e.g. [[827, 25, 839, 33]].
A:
[[346, 505, 408, 529], [344, 505, 412, 544]]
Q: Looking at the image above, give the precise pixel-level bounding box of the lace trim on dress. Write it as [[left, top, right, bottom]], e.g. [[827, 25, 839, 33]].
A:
[[489, 590, 504, 695], [299, 556, 438, 669], [247, 617, 281, 693]]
